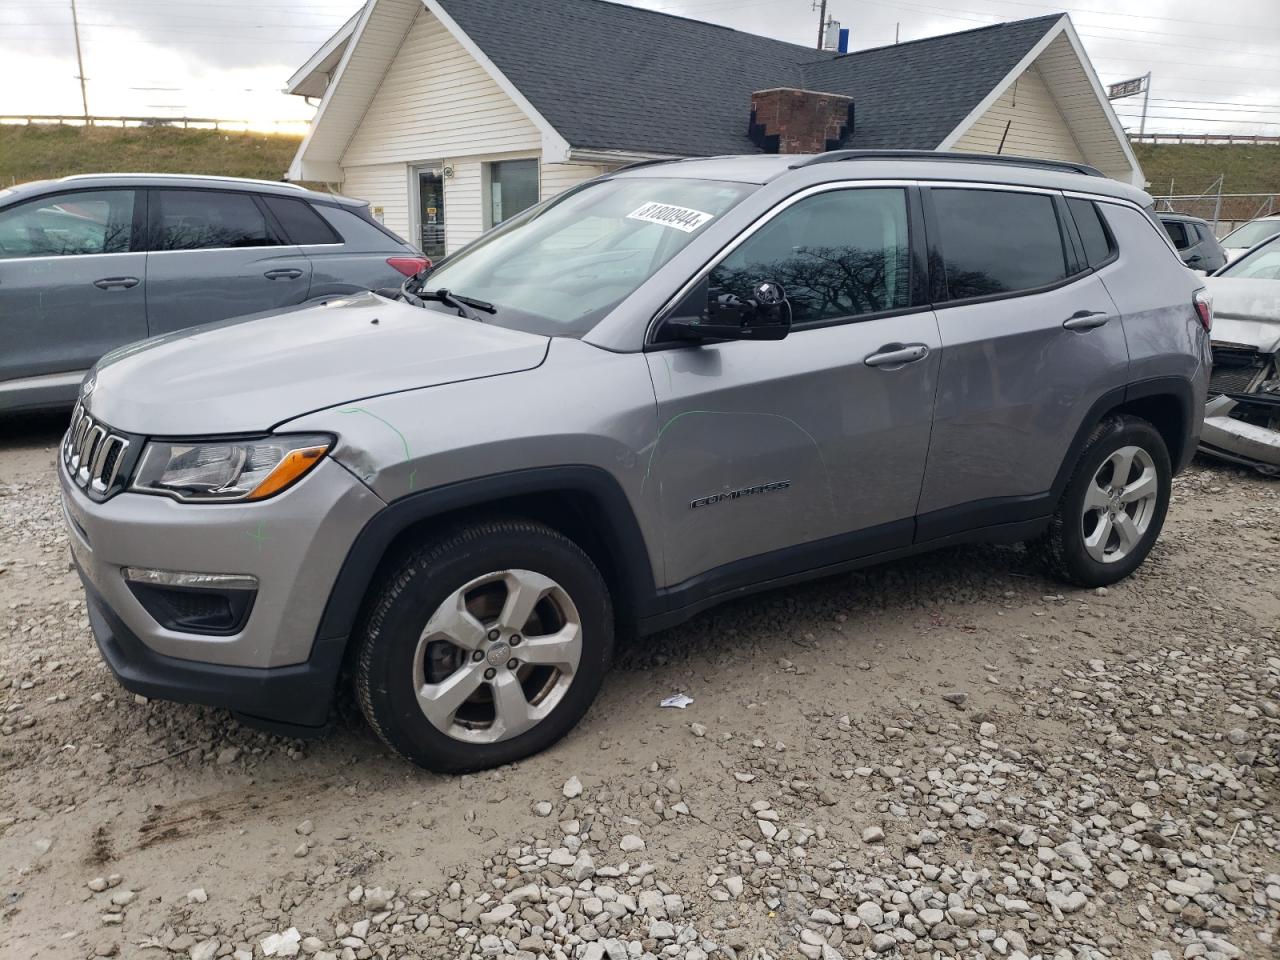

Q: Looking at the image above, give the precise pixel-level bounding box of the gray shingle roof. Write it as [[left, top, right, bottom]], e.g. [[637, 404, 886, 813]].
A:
[[798, 15, 1065, 150], [436, 0, 1063, 156]]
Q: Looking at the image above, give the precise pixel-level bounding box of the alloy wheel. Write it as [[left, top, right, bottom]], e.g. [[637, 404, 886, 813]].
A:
[[411, 569, 582, 743], [1080, 445, 1159, 564]]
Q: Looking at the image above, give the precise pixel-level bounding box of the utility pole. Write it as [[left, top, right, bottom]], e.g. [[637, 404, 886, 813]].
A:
[[70, 0, 90, 124], [813, 0, 827, 49], [1138, 70, 1151, 139]]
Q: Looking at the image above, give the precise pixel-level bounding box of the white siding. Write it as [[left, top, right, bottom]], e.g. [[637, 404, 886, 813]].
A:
[[342, 6, 541, 167], [445, 158, 485, 252], [952, 65, 1085, 162], [341, 162, 411, 240], [541, 162, 610, 198]]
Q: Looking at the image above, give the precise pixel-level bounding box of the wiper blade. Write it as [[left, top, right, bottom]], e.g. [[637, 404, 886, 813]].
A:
[[418, 287, 496, 321]]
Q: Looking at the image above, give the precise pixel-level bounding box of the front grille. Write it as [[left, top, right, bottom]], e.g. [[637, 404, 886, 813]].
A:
[[1209, 345, 1267, 397], [62, 400, 134, 500]]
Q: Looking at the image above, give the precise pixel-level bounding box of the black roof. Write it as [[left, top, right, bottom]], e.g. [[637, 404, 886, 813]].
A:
[[436, 0, 1063, 156]]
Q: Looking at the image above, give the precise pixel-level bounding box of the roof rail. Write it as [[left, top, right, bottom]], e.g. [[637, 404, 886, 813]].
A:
[[789, 149, 1106, 178], [612, 157, 685, 173], [58, 172, 308, 190]]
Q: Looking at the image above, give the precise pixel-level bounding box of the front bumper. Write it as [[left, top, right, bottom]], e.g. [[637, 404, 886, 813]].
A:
[[1200, 394, 1280, 474], [60, 449, 385, 729], [79, 570, 343, 734]]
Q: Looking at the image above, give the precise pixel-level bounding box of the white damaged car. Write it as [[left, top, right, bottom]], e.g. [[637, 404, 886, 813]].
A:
[[1202, 234, 1280, 475]]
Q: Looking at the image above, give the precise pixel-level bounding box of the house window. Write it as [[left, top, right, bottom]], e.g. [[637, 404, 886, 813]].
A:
[[486, 159, 539, 227]]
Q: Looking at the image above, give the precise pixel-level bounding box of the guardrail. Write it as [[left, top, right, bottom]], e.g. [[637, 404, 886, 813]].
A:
[[0, 115, 308, 133], [1131, 133, 1280, 146]]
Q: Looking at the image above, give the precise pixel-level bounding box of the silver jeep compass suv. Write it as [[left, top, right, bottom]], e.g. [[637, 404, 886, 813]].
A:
[[60, 152, 1211, 772]]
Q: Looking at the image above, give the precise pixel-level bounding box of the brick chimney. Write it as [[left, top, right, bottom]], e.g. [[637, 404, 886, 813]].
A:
[[749, 88, 854, 154]]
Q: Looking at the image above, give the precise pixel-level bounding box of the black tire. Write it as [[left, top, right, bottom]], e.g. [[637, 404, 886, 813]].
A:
[[354, 518, 613, 773], [1034, 415, 1172, 588]]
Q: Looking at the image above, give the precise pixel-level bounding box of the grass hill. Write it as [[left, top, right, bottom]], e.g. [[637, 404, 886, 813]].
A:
[[0, 124, 304, 188], [1133, 143, 1280, 197]]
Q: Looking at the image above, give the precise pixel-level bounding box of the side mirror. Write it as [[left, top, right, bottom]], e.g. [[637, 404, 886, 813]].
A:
[[664, 279, 792, 342]]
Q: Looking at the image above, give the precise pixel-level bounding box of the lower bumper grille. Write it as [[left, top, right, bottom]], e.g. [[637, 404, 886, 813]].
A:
[[1208, 345, 1267, 397]]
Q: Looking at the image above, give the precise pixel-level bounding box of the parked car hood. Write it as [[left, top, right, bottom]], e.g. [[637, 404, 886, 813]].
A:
[[1205, 277, 1280, 353], [84, 292, 550, 435]]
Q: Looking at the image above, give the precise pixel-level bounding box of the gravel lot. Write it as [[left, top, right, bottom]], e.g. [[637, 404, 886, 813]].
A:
[[1, 416, 1277, 960]]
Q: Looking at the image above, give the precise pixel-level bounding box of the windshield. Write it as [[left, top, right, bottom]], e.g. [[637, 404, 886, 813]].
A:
[[1218, 235, 1280, 279], [420, 176, 756, 337], [1222, 219, 1280, 249]]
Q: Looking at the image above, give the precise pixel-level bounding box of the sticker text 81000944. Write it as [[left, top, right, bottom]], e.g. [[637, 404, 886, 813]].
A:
[[626, 201, 715, 233]]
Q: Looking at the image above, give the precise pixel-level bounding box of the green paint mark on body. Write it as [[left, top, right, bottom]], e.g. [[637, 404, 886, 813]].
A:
[[339, 406, 417, 491], [246, 522, 269, 550]]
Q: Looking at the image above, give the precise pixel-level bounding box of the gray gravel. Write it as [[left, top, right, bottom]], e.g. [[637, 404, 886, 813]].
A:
[[0, 430, 1276, 960]]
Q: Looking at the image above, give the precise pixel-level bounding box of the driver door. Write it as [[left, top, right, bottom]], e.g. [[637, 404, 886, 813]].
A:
[[644, 186, 942, 590]]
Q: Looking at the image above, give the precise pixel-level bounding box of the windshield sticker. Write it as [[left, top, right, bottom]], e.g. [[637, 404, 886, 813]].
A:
[[627, 201, 715, 233]]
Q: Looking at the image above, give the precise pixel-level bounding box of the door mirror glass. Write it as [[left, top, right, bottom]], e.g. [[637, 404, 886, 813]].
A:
[[664, 276, 792, 341]]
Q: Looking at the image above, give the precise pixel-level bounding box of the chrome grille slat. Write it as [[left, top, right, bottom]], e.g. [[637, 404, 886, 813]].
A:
[[61, 404, 131, 498]]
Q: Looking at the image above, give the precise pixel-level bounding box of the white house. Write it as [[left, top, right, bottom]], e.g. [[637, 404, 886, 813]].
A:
[[286, 0, 1141, 259]]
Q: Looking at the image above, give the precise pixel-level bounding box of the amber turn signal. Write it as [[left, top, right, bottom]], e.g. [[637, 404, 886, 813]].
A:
[[245, 445, 330, 501]]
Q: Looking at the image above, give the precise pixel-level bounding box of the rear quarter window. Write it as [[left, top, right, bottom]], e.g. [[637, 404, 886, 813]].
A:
[[1066, 198, 1116, 268], [314, 205, 407, 251], [263, 196, 341, 245]]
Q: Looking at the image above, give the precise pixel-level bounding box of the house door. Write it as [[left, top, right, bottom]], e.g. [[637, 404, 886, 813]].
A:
[[418, 170, 446, 260]]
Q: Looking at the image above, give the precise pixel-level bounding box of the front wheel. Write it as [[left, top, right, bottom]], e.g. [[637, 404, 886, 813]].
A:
[[1035, 415, 1171, 588], [354, 519, 613, 773]]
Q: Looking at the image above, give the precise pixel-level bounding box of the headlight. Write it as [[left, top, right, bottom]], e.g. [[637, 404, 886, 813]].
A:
[[131, 435, 332, 502]]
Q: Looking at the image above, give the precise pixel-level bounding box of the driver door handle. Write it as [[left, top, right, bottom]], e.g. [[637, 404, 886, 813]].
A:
[[1062, 310, 1110, 330], [264, 268, 304, 280], [864, 343, 929, 368], [93, 276, 139, 290]]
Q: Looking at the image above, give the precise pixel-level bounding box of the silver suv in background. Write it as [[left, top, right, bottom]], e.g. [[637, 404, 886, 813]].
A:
[[0, 174, 425, 413], [59, 151, 1210, 773]]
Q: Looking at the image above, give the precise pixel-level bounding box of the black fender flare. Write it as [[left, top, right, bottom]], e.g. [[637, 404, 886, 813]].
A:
[[313, 465, 659, 648]]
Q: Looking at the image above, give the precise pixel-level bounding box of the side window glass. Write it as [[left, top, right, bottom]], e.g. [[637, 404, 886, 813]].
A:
[[1163, 221, 1190, 250], [263, 197, 341, 245], [931, 189, 1068, 301], [1067, 198, 1116, 268], [0, 190, 134, 259], [154, 190, 278, 251], [708, 188, 911, 325]]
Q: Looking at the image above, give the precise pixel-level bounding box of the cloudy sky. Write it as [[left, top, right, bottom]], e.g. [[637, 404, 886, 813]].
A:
[[2, 0, 1278, 136]]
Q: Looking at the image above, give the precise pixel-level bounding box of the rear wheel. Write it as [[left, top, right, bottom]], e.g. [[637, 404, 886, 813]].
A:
[[354, 519, 613, 772], [1035, 415, 1171, 587]]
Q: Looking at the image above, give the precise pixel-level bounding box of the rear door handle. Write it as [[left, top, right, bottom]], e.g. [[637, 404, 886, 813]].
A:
[[864, 343, 930, 368], [93, 276, 139, 290], [1063, 310, 1109, 330], [264, 268, 304, 280]]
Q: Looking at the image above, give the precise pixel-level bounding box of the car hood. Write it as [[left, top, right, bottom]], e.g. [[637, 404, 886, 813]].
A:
[[85, 292, 550, 434], [1205, 277, 1280, 353]]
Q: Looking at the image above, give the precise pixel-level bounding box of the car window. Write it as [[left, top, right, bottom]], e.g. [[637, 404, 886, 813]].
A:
[[1067, 198, 1115, 268], [0, 190, 135, 259], [708, 188, 910, 325], [1218, 236, 1280, 279], [264, 196, 341, 245], [422, 176, 756, 338], [153, 190, 279, 251], [1222, 219, 1280, 249], [931, 189, 1068, 301], [1163, 221, 1191, 249]]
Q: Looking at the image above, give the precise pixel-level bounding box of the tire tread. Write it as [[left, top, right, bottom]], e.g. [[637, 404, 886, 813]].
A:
[[353, 517, 608, 772]]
